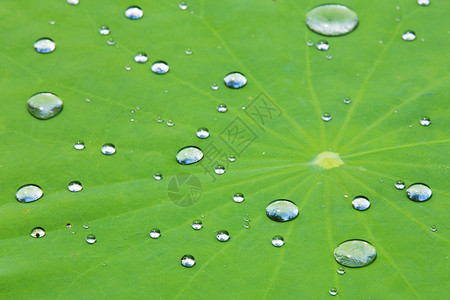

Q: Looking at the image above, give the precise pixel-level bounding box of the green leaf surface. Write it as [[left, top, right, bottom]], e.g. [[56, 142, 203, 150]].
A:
[[1, 0, 449, 298]]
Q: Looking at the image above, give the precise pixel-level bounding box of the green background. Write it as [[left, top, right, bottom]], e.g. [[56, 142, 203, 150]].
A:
[[0, 0, 448, 298]]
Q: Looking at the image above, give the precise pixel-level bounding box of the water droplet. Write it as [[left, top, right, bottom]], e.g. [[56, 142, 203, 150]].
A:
[[106, 38, 115, 45], [49, 20, 55, 25], [67, 0, 79, 5], [151, 61, 169, 74], [156, 116, 164, 123], [181, 254, 195, 267], [185, 48, 192, 55], [134, 52, 148, 63], [68, 181, 83, 192], [99, 26, 110, 35], [125, 65, 132, 71], [149, 228, 161, 239], [351, 196, 370, 211], [196, 128, 210, 139], [244, 214, 250, 222], [430, 225, 437, 232], [74, 141, 85, 150], [329, 288, 338, 296], [406, 183, 432, 202], [266, 199, 299, 222], [271, 235, 285, 247], [229, 155, 236, 162], [224, 72, 247, 89], [322, 113, 332, 121], [233, 193, 245, 203], [176, 146, 204, 165], [16, 184, 43, 203], [125, 6, 143, 20], [101, 143, 116, 155], [66, 223, 72, 229], [216, 230, 230, 242], [86, 234, 97, 244], [243, 222, 250, 229], [153, 172, 163, 180], [334, 240, 377, 267], [83, 223, 90, 229], [214, 165, 225, 175], [85, 98, 91, 102], [418, 0, 430, 6], [325, 55, 333, 60], [211, 83, 219, 90], [337, 267, 345, 275], [402, 31, 416, 41], [179, 1, 188, 10], [306, 4, 358, 36], [343, 97, 351, 104], [316, 40, 329, 51], [217, 104, 227, 113], [420, 117, 431, 126], [191, 220, 203, 230], [306, 40, 314, 46], [395, 180, 405, 190], [27, 92, 63, 120], [31, 227, 46, 238]]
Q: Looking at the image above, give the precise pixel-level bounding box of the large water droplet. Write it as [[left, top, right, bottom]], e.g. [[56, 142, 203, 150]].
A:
[[334, 240, 377, 267], [196, 128, 210, 139], [306, 4, 358, 36], [34, 38, 56, 54], [74, 141, 85, 150], [266, 199, 299, 222], [99, 26, 110, 35], [151, 61, 169, 74], [322, 113, 332, 121], [181, 254, 195, 267], [224, 72, 247, 89], [86, 234, 97, 244], [191, 220, 203, 230], [217, 104, 228, 113], [233, 193, 245, 203], [16, 184, 43, 203], [125, 6, 143, 20], [149, 228, 161, 239], [68, 181, 83, 192], [214, 165, 225, 175], [31, 227, 46, 238], [176, 146, 204, 165], [329, 288, 338, 296], [134, 52, 148, 63], [406, 183, 432, 202], [101, 143, 116, 155], [216, 230, 230, 242], [418, 0, 430, 6], [27, 92, 63, 120], [419, 117, 431, 126], [153, 172, 163, 180], [395, 180, 405, 190], [351, 196, 370, 211], [402, 30, 416, 41], [271, 235, 285, 247]]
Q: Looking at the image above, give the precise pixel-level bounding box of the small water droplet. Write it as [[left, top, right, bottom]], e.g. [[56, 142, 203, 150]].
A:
[[266, 199, 299, 222], [99, 26, 110, 35], [352, 196, 370, 211], [125, 6, 143, 20], [74, 141, 85, 150], [334, 239, 377, 267], [196, 128, 210, 139], [86, 234, 97, 244], [68, 181, 83, 192], [191, 220, 203, 230], [106, 38, 115, 45], [153, 172, 163, 180], [176, 146, 204, 165], [125, 65, 132, 71], [134, 52, 148, 63], [101, 143, 116, 155], [406, 183, 432, 202], [243, 222, 250, 229], [402, 31, 416, 41], [229, 155, 236, 162], [271, 235, 285, 247], [16, 184, 43, 203], [322, 113, 332, 121], [316, 40, 329, 51], [395, 180, 405, 190], [329, 288, 338, 296], [337, 267, 345, 275], [211, 83, 219, 90], [344, 194, 349, 198], [343, 97, 351, 104], [430, 225, 437, 232], [306, 4, 358, 36], [67, 0, 79, 5], [66, 223, 72, 229], [83, 223, 90, 229], [179, 1, 188, 10], [224, 72, 247, 89], [214, 165, 225, 175], [185, 48, 192, 55], [216, 230, 230, 242], [151, 61, 169, 74], [156, 116, 164, 123], [217, 104, 227, 113], [31, 227, 46, 238], [149, 228, 161, 239], [49, 20, 55, 25], [325, 55, 333, 60], [181, 254, 195, 267], [27, 92, 63, 120], [419, 117, 431, 126], [233, 193, 245, 203], [306, 40, 314, 46], [418, 0, 430, 6]]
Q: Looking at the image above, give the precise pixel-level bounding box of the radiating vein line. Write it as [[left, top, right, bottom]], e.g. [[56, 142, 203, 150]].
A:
[[347, 159, 446, 171], [0, 51, 42, 81]]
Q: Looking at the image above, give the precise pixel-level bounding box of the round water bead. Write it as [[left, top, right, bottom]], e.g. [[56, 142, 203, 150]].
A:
[[430, 225, 437, 232], [27, 92, 63, 120], [191, 220, 203, 230], [176, 146, 204, 165], [99, 26, 110, 35], [271, 235, 285, 247], [343, 97, 351, 104], [266, 199, 299, 222], [334, 240, 377, 267], [395, 180, 405, 190], [74, 141, 85, 150], [83, 223, 90, 229], [151, 61, 169, 74], [179, 2, 188, 10], [216, 230, 230, 242], [185, 48, 192, 55], [125, 6, 143, 20], [402, 31, 416, 41], [211, 83, 219, 90], [420, 117, 431, 126], [106, 38, 115, 45], [181, 254, 195, 268], [337, 267, 345, 275], [351, 196, 370, 211], [153, 172, 163, 180], [214, 165, 225, 175], [68, 181, 83, 192], [306, 4, 358, 36], [217, 104, 228, 113], [134, 53, 148, 63], [233, 193, 245, 203], [149, 228, 161, 239], [406, 183, 432, 202], [329, 288, 338, 296], [34, 38, 55, 54], [229, 155, 236, 162], [166, 120, 174, 126], [31, 227, 46, 238], [16, 184, 43, 203], [418, 0, 430, 6], [67, 0, 79, 5], [224, 72, 247, 89], [86, 234, 97, 244], [101, 143, 116, 155], [196, 128, 210, 139], [322, 113, 332, 121]]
